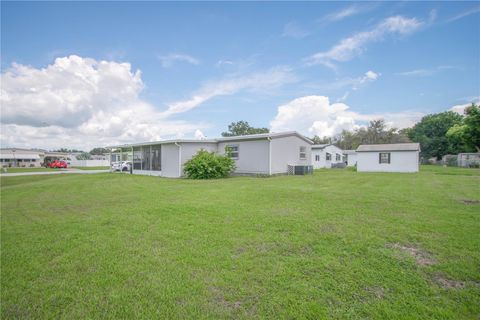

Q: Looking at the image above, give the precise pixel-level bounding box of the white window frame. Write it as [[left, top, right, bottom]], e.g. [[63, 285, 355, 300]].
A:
[[326, 152, 331, 161], [299, 146, 306, 160], [226, 144, 239, 159], [315, 155, 320, 162]]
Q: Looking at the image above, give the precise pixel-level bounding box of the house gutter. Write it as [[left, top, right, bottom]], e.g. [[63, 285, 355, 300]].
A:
[[175, 142, 182, 177], [267, 137, 272, 175]]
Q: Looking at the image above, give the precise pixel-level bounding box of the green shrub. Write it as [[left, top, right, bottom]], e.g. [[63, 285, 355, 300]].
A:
[[184, 150, 235, 179]]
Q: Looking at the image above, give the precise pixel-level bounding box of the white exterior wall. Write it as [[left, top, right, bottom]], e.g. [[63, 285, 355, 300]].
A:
[[357, 151, 419, 172], [312, 145, 343, 169], [161, 143, 181, 178], [217, 140, 270, 174], [270, 136, 311, 174], [346, 153, 358, 167]]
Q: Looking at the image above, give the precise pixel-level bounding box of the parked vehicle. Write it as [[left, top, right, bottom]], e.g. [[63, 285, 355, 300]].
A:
[[111, 161, 131, 172], [47, 160, 68, 168]]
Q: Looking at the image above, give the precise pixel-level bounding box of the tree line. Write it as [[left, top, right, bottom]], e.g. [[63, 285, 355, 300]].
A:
[[222, 103, 479, 160]]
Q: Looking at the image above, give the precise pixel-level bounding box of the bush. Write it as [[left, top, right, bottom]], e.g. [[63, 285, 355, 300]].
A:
[[184, 150, 235, 179]]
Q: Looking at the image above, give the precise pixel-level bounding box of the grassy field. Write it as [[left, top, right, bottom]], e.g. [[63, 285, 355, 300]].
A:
[[70, 166, 110, 170], [1, 166, 479, 319], [0, 167, 56, 173]]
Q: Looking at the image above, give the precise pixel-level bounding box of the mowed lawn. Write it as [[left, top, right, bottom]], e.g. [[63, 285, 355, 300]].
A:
[[1, 166, 479, 319]]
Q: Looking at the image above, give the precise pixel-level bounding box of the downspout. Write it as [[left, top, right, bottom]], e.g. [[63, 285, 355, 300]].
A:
[[175, 142, 182, 178], [267, 137, 272, 175]]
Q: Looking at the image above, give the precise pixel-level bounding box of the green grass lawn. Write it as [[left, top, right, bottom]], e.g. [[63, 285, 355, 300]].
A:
[[70, 166, 110, 170], [1, 166, 479, 319], [0, 167, 56, 173]]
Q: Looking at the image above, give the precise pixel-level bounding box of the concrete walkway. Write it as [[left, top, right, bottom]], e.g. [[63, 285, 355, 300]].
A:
[[1, 169, 110, 177]]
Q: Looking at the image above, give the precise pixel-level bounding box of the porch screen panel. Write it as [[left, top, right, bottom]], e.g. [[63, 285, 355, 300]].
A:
[[151, 145, 161, 171], [142, 146, 151, 170], [133, 147, 142, 170]]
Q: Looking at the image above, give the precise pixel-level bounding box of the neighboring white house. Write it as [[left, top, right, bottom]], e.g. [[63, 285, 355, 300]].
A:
[[343, 150, 357, 167], [311, 144, 344, 169], [108, 131, 313, 178], [356, 143, 420, 173], [0, 148, 71, 168]]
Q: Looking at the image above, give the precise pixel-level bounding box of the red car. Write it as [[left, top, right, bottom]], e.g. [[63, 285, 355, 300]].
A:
[[47, 160, 68, 168]]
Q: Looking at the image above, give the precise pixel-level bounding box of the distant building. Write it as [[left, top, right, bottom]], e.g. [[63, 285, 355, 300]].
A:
[[311, 144, 344, 169], [356, 143, 420, 173], [0, 148, 70, 168]]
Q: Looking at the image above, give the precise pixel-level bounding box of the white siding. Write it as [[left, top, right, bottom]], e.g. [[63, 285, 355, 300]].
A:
[[346, 153, 357, 167], [357, 151, 419, 172], [271, 135, 311, 174], [312, 145, 343, 169], [218, 140, 270, 174]]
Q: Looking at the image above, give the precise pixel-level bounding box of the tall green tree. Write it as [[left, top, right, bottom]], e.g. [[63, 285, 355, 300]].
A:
[[89, 147, 109, 155], [408, 111, 463, 159], [334, 120, 410, 150], [221, 121, 269, 137], [446, 103, 480, 152], [311, 135, 332, 144]]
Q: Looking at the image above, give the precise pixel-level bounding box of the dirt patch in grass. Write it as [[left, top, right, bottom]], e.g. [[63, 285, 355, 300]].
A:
[[365, 286, 386, 299], [387, 243, 437, 266], [461, 199, 480, 205], [209, 286, 242, 310], [272, 207, 296, 216], [319, 223, 337, 234], [433, 274, 466, 289]]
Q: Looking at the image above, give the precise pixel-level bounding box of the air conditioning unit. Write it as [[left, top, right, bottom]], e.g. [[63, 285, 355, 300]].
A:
[[287, 165, 313, 175]]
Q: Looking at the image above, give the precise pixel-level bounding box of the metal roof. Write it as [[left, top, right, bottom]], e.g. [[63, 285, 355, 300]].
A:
[[0, 153, 41, 160], [311, 144, 329, 149], [108, 131, 313, 148], [356, 143, 420, 152]]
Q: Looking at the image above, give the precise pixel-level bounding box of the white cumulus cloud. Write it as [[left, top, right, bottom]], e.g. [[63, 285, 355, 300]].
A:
[[270, 95, 424, 137], [0, 55, 207, 150]]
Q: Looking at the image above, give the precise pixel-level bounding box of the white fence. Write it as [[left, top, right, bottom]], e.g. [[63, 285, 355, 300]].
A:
[[69, 160, 110, 167]]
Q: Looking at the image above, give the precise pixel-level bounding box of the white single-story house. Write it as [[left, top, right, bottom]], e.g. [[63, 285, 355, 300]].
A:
[[0, 148, 71, 168], [108, 131, 313, 178], [343, 150, 357, 167], [311, 144, 344, 169], [356, 143, 420, 172]]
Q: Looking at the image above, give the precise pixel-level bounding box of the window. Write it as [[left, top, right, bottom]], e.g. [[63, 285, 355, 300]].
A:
[[326, 153, 331, 161], [226, 145, 239, 159], [315, 155, 320, 161], [379, 152, 391, 164], [336, 153, 341, 161], [299, 146, 306, 159]]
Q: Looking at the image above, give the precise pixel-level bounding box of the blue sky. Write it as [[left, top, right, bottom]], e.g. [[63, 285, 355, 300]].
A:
[[1, 1, 479, 149]]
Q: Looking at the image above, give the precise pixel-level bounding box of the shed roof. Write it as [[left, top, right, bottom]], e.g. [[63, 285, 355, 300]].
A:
[[356, 143, 420, 152], [343, 149, 357, 154]]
